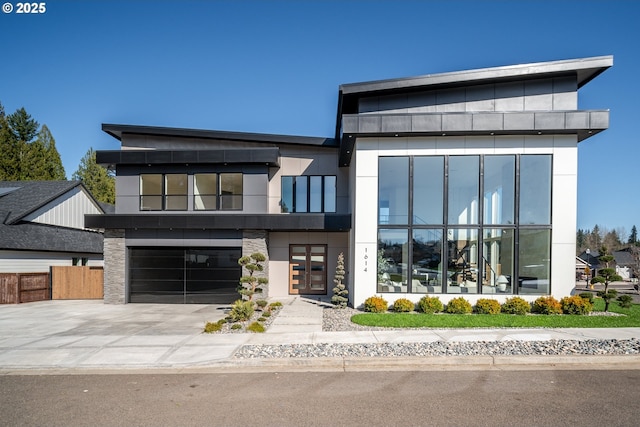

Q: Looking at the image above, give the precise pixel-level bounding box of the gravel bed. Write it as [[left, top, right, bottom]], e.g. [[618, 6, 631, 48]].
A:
[[233, 307, 639, 359], [234, 338, 640, 359]]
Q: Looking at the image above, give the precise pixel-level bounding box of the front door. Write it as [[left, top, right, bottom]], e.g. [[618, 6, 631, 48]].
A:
[[289, 245, 327, 295]]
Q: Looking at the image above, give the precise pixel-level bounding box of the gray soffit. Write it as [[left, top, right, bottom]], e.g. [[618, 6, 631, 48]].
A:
[[102, 123, 338, 148], [340, 56, 613, 96], [339, 110, 609, 166], [96, 148, 281, 167], [85, 213, 352, 232]]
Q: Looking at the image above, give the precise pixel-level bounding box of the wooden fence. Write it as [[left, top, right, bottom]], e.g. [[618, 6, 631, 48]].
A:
[[51, 266, 103, 300], [0, 273, 50, 304]]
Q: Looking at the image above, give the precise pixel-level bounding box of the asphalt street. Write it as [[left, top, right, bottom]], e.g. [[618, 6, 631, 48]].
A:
[[2, 370, 640, 427]]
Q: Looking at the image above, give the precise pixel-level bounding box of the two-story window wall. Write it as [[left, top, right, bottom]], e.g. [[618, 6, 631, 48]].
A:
[[377, 154, 551, 295], [281, 176, 337, 213]]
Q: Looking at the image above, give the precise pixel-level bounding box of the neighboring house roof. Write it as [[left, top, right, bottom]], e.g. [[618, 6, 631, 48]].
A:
[[578, 250, 601, 268], [613, 249, 635, 267], [0, 181, 104, 254]]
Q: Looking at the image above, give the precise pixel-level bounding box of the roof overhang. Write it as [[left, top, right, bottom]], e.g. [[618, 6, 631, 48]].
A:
[[96, 148, 281, 167], [102, 123, 338, 148], [339, 110, 609, 166], [85, 213, 352, 232]]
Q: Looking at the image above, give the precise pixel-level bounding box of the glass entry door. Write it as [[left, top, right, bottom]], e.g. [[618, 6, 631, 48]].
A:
[[289, 245, 327, 295]]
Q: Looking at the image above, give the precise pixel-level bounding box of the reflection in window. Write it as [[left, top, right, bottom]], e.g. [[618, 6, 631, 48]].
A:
[[379, 157, 409, 225], [414, 156, 443, 225], [194, 174, 218, 210], [482, 229, 514, 293], [165, 174, 187, 210], [280, 176, 337, 213], [448, 156, 479, 225], [520, 155, 551, 224], [412, 229, 443, 293], [377, 229, 409, 293], [220, 173, 243, 210], [483, 156, 515, 225], [140, 174, 163, 211], [447, 229, 479, 294], [518, 229, 551, 294]]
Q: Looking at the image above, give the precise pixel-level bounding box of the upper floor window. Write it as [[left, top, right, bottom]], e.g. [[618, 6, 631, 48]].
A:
[[194, 173, 243, 211], [140, 174, 187, 211], [281, 176, 336, 213]]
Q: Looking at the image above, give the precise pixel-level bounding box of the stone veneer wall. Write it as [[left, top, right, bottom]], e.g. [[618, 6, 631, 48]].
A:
[[103, 229, 126, 304], [242, 230, 269, 298]]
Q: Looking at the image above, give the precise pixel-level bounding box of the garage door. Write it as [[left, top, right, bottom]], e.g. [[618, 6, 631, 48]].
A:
[[129, 248, 241, 304]]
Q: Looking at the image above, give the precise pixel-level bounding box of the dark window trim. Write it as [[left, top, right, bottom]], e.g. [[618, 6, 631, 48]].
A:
[[281, 175, 337, 213], [378, 154, 552, 295], [140, 173, 188, 212]]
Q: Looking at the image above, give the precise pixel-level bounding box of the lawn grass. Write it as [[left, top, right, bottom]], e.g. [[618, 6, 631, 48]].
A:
[[350, 298, 640, 328]]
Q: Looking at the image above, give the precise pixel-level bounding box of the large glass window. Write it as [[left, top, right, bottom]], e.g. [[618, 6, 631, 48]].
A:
[[280, 176, 337, 213], [412, 229, 443, 293], [377, 229, 409, 293], [194, 174, 218, 210], [447, 229, 479, 294], [414, 156, 444, 225], [483, 156, 515, 225], [482, 228, 514, 294], [379, 157, 409, 225], [140, 174, 163, 211], [448, 156, 479, 225], [220, 173, 243, 210], [376, 154, 552, 295], [520, 155, 552, 224], [518, 229, 551, 294], [165, 174, 188, 210]]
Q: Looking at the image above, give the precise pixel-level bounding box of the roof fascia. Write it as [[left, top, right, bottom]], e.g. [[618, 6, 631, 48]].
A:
[[101, 124, 337, 148]]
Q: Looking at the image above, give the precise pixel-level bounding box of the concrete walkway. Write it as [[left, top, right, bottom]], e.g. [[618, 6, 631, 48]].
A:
[[1, 297, 640, 373]]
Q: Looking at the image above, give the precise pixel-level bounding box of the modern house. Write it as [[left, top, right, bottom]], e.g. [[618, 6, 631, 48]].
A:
[[86, 56, 612, 307], [0, 180, 105, 273]]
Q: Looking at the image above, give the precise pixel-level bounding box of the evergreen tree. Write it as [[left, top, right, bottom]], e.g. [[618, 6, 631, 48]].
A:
[[591, 246, 623, 312], [331, 252, 348, 308], [72, 148, 115, 204], [37, 125, 66, 180], [7, 107, 39, 143], [629, 225, 638, 246]]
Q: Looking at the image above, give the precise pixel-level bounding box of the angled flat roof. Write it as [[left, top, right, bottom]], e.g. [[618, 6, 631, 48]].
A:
[[340, 56, 613, 95], [102, 123, 338, 148]]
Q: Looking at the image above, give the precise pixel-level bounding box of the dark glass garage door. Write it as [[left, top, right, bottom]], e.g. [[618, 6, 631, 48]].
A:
[[129, 248, 241, 304]]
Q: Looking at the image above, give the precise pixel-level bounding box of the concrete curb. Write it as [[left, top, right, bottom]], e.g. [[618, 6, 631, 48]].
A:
[[4, 354, 640, 375]]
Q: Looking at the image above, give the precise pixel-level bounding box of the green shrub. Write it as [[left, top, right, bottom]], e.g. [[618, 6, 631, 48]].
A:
[[229, 299, 255, 322], [393, 298, 415, 313], [446, 297, 472, 314], [578, 292, 594, 303], [217, 318, 228, 325], [560, 295, 593, 315], [258, 316, 267, 322], [474, 298, 501, 315], [261, 311, 271, 318], [246, 322, 266, 333], [532, 296, 562, 315], [269, 301, 283, 308], [230, 323, 243, 330], [417, 296, 443, 314], [364, 295, 389, 313], [203, 321, 222, 333], [501, 297, 531, 315], [256, 299, 268, 309], [617, 294, 633, 309]]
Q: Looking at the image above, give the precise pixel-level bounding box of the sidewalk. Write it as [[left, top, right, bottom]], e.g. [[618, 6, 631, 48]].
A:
[[1, 297, 640, 373]]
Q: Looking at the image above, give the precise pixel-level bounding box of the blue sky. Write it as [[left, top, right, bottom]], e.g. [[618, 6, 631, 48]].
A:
[[0, 0, 637, 234]]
